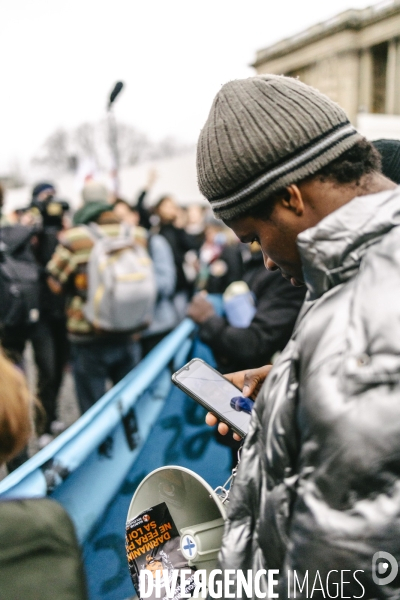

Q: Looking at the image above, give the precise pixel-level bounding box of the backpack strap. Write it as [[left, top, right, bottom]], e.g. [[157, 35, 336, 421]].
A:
[[87, 222, 133, 242], [86, 222, 107, 240], [119, 223, 132, 240]]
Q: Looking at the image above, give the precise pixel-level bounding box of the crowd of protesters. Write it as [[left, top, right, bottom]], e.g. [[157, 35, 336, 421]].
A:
[[0, 175, 198, 462], [3, 71, 400, 598], [0, 166, 309, 472], [2, 130, 399, 474]]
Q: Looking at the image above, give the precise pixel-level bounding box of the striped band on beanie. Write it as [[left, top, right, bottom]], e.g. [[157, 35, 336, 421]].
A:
[[197, 75, 364, 221]]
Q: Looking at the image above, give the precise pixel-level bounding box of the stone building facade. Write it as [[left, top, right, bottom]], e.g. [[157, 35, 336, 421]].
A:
[[252, 1, 400, 129]]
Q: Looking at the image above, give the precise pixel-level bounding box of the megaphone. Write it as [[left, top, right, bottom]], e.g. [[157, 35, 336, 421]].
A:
[[126, 466, 227, 596]]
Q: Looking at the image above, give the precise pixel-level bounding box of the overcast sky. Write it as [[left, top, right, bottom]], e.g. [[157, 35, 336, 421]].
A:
[[1, 0, 380, 173]]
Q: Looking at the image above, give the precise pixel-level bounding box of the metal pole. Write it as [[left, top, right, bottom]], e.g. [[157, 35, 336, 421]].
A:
[[107, 107, 120, 195], [107, 81, 124, 197]]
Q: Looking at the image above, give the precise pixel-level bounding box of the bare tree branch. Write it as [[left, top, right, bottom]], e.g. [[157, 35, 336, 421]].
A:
[[32, 128, 70, 170], [31, 121, 194, 176], [74, 122, 99, 164]]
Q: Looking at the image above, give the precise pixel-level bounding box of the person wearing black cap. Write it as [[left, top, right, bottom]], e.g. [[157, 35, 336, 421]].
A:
[[30, 182, 70, 445], [30, 182, 68, 219], [0, 182, 70, 450]]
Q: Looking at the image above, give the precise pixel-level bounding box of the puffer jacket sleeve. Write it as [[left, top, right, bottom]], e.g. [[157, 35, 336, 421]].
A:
[[281, 230, 400, 599], [217, 405, 269, 596]]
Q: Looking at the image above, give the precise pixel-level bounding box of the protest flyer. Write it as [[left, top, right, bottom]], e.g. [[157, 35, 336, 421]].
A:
[[126, 501, 196, 599]]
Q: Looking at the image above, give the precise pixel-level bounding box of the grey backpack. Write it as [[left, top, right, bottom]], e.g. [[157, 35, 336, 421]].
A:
[[84, 224, 157, 332]]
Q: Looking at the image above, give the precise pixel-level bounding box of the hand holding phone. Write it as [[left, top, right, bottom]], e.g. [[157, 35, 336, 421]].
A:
[[172, 359, 254, 438], [204, 364, 272, 438], [224, 365, 272, 400]]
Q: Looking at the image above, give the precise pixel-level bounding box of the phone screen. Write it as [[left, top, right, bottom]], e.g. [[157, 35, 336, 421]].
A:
[[174, 359, 252, 436]]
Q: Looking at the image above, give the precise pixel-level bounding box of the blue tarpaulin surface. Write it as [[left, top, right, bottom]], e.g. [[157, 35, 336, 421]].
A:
[[83, 380, 231, 600]]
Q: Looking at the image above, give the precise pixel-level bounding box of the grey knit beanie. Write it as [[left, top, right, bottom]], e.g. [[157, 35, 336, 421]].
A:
[[197, 75, 363, 220]]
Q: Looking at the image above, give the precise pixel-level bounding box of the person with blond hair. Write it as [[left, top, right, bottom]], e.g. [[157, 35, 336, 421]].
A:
[[0, 352, 89, 599], [0, 351, 31, 466]]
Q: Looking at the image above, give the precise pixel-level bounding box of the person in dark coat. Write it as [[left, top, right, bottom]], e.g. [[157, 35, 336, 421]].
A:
[[1, 182, 69, 449], [29, 182, 70, 443], [188, 245, 305, 372]]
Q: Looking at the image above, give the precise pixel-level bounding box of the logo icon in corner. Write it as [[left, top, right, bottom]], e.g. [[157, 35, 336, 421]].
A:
[[372, 551, 399, 586]]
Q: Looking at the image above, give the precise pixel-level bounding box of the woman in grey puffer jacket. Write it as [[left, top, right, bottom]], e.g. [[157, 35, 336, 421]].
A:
[[197, 74, 400, 599]]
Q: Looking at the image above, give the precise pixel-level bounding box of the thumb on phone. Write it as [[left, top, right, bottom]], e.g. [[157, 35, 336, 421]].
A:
[[242, 365, 273, 399]]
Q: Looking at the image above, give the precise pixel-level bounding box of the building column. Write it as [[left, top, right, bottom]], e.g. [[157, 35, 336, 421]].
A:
[[395, 40, 400, 114], [358, 48, 373, 113], [386, 39, 397, 114]]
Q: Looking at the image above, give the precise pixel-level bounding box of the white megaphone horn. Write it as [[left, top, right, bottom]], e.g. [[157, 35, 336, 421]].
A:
[[126, 466, 227, 587]]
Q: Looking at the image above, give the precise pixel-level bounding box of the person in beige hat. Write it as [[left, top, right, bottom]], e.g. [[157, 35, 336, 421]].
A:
[[198, 75, 400, 597], [47, 180, 144, 414], [81, 180, 109, 204]]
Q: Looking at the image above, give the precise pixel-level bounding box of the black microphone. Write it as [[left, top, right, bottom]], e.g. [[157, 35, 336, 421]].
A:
[[108, 81, 124, 109]]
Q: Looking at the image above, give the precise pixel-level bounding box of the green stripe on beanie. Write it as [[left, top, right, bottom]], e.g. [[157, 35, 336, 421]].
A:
[[197, 75, 364, 220]]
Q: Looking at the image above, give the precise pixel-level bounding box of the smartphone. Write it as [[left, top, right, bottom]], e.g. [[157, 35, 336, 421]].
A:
[[172, 358, 252, 438]]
